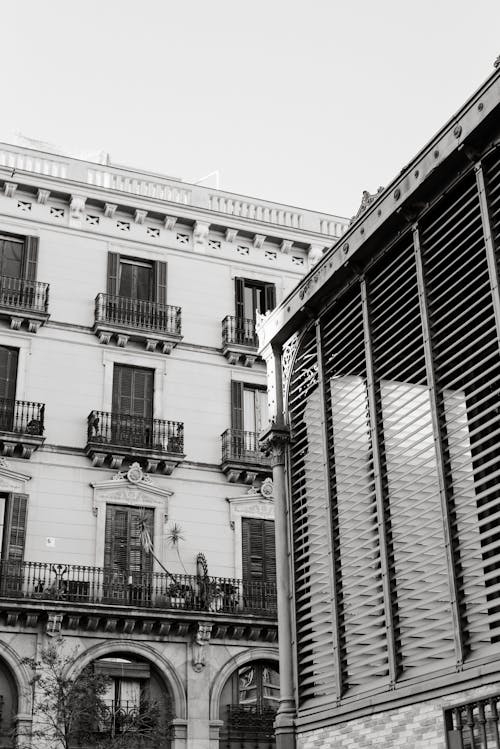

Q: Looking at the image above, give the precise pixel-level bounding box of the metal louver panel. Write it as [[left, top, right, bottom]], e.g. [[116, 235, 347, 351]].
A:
[[367, 238, 455, 676], [289, 328, 338, 704], [321, 288, 388, 692], [421, 170, 500, 654]]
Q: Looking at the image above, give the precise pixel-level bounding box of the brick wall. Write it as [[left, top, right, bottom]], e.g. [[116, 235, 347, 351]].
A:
[[298, 684, 499, 749]]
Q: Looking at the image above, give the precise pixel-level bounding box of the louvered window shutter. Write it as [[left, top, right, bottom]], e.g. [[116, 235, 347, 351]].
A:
[[104, 505, 129, 572], [130, 507, 153, 575], [23, 237, 39, 281], [112, 365, 133, 415], [155, 262, 168, 305], [5, 494, 28, 562], [107, 252, 120, 295], [235, 278, 245, 319], [263, 520, 276, 583], [264, 283, 276, 312], [231, 381, 244, 431]]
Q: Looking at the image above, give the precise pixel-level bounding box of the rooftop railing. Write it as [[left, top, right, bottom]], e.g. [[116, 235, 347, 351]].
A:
[[87, 411, 184, 454], [95, 294, 181, 336], [0, 561, 277, 616], [222, 316, 258, 348], [0, 276, 49, 314], [221, 429, 270, 467]]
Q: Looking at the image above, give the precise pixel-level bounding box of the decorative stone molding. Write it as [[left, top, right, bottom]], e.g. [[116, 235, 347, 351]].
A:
[[90, 465, 173, 568], [46, 612, 63, 637], [134, 209, 147, 224], [3, 182, 17, 198], [253, 234, 266, 249], [192, 621, 213, 672], [36, 188, 50, 204], [104, 203, 117, 218], [225, 228, 237, 243], [0, 458, 31, 492], [259, 423, 290, 468], [280, 239, 293, 254], [70, 195, 86, 221], [227, 492, 274, 579], [164, 215, 177, 231], [308, 243, 325, 268], [193, 221, 210, 252]]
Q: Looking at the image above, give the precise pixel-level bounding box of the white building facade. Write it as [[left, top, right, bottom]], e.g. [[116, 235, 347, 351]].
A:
[[0, 142, 348, 749]]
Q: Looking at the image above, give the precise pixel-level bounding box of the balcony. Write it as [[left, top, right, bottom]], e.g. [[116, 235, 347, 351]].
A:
[[93, 294, 182, 354], [221, 316, 260, 367], [223, 705, 277, 744], [221, 429, 271, 484], [0, 399, 45, 458], [0, 560, 277, 617], [0, 276, 50, 332], [85, 410, 184, 474]]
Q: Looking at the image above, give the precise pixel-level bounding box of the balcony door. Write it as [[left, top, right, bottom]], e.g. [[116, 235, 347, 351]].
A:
[[104, 505, 154, 603], [119, 259, 153, 302], [241, 518, 276, 611], [0, 346, 18, 432], [111, 365, 154, 448], [231, 383, 267, 458], [0, 237, 23, 279]]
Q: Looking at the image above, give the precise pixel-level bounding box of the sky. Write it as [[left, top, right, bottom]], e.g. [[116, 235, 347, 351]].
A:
[[2, 1, 500, 219]]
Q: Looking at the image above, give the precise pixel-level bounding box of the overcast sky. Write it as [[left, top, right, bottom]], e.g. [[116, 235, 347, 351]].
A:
[[2, 1, 500, 219]]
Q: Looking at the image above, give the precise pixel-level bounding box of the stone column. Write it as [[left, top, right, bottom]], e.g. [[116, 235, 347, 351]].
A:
[[260, 344, 296, 749]]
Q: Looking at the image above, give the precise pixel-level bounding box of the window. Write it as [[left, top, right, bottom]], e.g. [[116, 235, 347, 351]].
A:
[[0, 234, 38, 280], [107, 252, 167, 305], [235, 278, 275, 321], [111, 365, 154, 447], [0, 346, 18, 431], [104, 505, 153, 604], [241, 518, 276, 588], [231, 382, 268, 435]]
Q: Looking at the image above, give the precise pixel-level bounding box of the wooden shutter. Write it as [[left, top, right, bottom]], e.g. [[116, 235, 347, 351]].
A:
[[264, 283, 276, 312], [0, 346, 18, 401], [154, 261, 168, 305], [242, 518, 276, 584], [23, 236, 39, 281], [235, 277, 245, 319], [112, 366, 153, 418], [104, 505, 129, 572], [129, 507, 153, 575], [4, 494, 28, 562], [107, 252, 120, 295], [231, 381, 244, 431]]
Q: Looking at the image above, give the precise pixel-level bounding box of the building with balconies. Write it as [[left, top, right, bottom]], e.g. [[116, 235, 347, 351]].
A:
[[0, 142, 348, 749], [259, 65, 500, 749]]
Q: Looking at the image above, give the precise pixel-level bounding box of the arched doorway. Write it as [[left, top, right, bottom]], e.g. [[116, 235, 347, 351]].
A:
[[218, 660, 279, 748], [0, 657, 18, 749]]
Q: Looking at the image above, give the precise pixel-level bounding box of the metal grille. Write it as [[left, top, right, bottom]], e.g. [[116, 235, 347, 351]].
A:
[[367, 236, 455, 677], [421, 171, 500, 654], [321, 286, 388, 691], [287, 157, 500, 708], [288, 326, 339, 704]]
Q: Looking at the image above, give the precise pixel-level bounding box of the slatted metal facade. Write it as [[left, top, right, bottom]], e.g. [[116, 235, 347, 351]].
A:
[[287, 152, 500, 712]]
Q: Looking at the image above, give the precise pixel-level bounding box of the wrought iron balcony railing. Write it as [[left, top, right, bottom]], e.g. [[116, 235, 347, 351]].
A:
[[0, 560, 277, 616], [0, 275, 49, 314], [0, 399, 44, 435], [225, 704, 277, 741], [221, 429, 270, 466], [222, 316, 258, 348], [95, 293, 182, 336], [87, 410, 184, 454]]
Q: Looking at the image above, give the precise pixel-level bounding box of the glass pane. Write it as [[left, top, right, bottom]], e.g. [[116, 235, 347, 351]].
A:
[[135, 265, 152, 301], [0, 240, 23, 278], [119, 263, 133, 298], [243, 389, 256, 433]]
